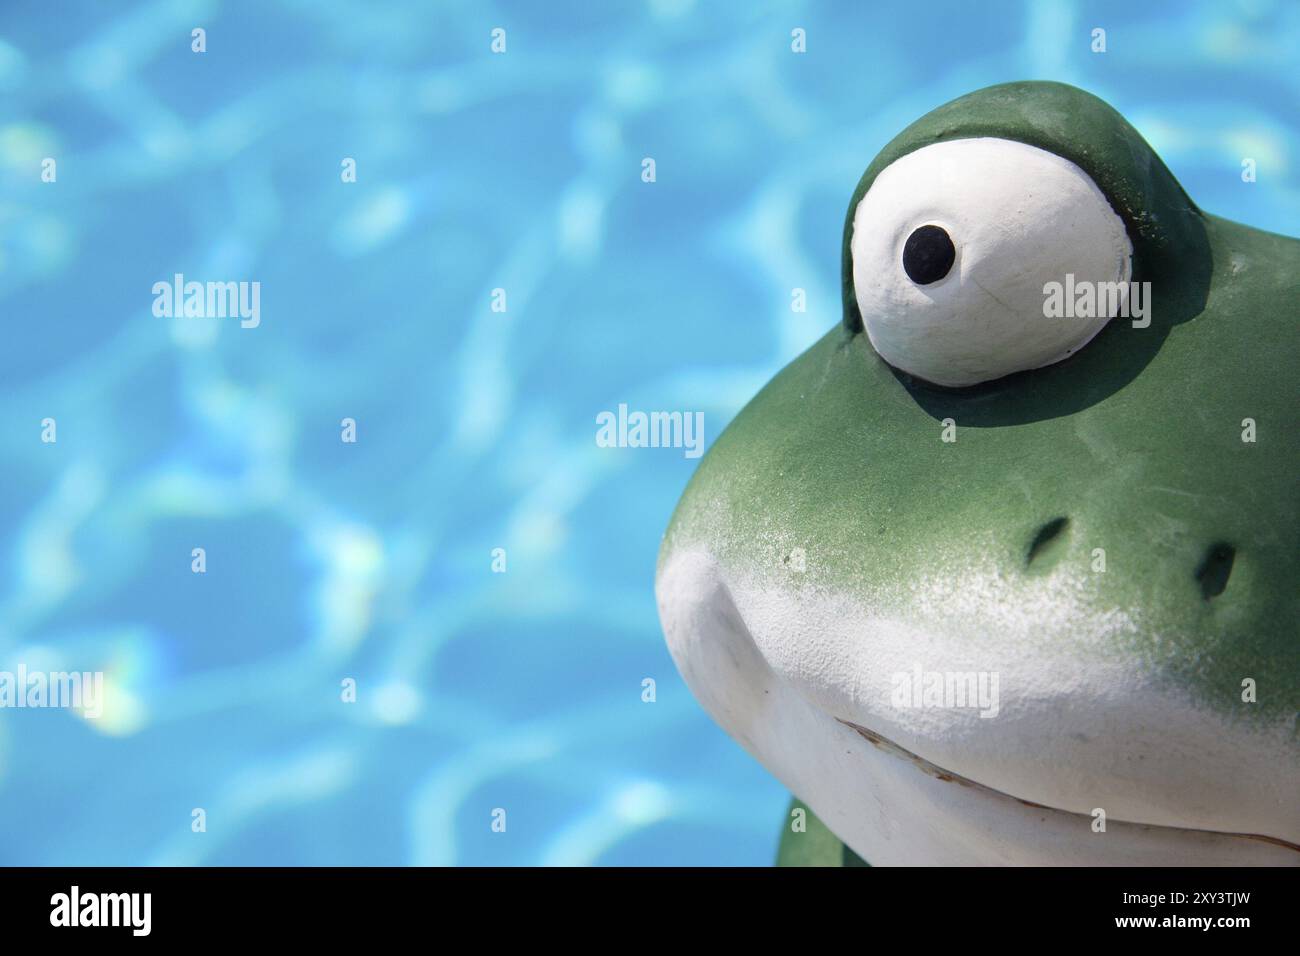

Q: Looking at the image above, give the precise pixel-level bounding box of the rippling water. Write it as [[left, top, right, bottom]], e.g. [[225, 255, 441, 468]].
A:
[[0, 0, 1295, 865]]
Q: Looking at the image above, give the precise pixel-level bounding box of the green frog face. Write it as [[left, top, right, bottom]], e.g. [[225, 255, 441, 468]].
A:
[[656, 82, 1299, 865]]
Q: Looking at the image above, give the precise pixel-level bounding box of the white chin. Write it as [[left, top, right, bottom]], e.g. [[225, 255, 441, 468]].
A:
[[656, 547, 1300, 866]]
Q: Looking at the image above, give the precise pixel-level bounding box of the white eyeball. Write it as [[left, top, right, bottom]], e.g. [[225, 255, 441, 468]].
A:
[[850, 138, 1132, 387]]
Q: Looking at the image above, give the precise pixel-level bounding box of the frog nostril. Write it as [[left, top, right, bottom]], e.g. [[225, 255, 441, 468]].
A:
[[1026, 517, 1069, 568], [1195, 543, 1236, 599]]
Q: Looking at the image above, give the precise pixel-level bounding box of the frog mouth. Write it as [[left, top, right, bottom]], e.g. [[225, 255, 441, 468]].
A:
[[657, 545, 1300, 865], [834, 717, 1300, 856]]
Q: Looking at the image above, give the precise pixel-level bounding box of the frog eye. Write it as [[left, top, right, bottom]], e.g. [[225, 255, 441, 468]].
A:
[[849, 138, 1133, 388]]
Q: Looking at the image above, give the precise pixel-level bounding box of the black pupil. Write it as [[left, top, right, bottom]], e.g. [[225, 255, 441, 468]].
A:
[[902, 224, 955, 285]]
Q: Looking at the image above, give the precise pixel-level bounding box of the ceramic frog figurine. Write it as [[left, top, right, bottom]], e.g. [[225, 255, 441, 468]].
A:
[[656, 81, 1299, 866]]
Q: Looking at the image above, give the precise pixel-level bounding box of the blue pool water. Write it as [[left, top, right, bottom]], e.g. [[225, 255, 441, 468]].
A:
[[0, 0, 1295, 865]]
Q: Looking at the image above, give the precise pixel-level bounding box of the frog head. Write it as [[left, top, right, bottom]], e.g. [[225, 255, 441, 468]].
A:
[[656, 82, 1299, 865]]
